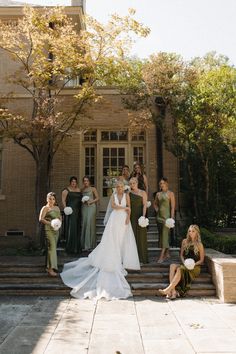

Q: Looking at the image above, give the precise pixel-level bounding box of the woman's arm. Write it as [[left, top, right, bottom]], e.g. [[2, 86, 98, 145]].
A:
[[39, 206, 50, 225], [153, 192, 159, 212], [125, 193, 131, 224], [142, 190, 147, 217], [169, 191, 176, 219], [195, 243, 205, 266], [56, 206, 62, 220], [180, 239, 186, 264], [88, 187, 99, 205], [143, 174, 148, 194], [61, 189, 68, 209]]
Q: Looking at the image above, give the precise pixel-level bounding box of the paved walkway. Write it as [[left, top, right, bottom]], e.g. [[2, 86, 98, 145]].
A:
[[0, 296, 236, 354]]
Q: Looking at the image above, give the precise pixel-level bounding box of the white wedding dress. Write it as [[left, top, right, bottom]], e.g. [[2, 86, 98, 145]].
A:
[[60, 193, 140, 300]]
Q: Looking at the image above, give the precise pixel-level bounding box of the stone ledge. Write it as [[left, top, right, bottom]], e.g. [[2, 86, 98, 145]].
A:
[[205, 248, 236, 303]]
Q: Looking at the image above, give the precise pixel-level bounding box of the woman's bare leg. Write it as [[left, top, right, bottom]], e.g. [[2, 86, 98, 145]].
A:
[[157, 248, 166, 263], [159, 266, 181, 295]]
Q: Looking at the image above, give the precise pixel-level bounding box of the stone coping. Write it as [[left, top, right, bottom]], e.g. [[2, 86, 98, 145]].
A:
[[205, 248, 236, 303], [205, 248, 236, 264]]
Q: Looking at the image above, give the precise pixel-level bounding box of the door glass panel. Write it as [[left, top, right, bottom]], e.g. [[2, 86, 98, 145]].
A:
[[133, 146, 144, 165], [102, 147, 125, 197], [85, 147, 96, 185]]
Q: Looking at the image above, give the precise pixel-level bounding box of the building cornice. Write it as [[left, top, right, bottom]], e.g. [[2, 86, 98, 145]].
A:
[[0, 87, 121, 98]]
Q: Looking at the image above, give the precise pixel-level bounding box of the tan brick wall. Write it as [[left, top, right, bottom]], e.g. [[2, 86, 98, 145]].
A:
[[0, 92, 179, 238]]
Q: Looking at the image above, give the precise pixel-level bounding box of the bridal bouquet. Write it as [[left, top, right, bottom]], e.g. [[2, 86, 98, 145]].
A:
[[165, 218, 175, 229], [146, 201, 151, 208], [138, 216, 149, 228], [64, 206, 73, 215], [82, 196, 90, 203], [184, 258, 195, 270], [51, 218, 62, 231], [124, 185, 131, 192]]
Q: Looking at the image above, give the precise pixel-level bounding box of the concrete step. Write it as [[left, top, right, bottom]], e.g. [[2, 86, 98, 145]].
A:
[[0, 282, 216, 297], [126, 273, 212, 284], [0, 271, 211, 285], [132, 288, 216, 297]]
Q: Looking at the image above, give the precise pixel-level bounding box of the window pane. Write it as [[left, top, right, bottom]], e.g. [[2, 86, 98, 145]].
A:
[[111, 148, 117, 157], [101, 131, 109, 141], [101, 131, 128, 141], [133, 146, 144, 165], [84, 147, 96, 185], [84, 131, 97, 141], [132, 131, 145, 141]]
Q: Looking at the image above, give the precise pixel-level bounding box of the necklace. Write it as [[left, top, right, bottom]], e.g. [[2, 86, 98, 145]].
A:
[[116, 193, 123, 204]]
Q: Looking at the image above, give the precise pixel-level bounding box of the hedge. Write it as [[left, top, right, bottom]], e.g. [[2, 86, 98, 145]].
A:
[[200, 228, 236, 254]]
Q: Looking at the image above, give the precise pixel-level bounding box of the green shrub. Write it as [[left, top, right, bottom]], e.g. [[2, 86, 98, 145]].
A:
[[200, 228, 236, 254]]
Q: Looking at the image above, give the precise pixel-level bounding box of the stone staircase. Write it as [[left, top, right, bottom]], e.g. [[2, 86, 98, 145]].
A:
[[0, 215, 216, 297]]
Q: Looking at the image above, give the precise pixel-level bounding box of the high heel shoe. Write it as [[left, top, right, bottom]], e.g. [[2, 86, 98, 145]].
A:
[[159, 289, 169, 296], [46, 269, 57, 277], [157, 258, 164, 264]]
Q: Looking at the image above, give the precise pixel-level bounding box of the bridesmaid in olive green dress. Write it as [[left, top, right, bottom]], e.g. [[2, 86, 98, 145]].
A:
[[154, 177, 175, 263], [39, 192, 61, 276], [129, 177, 148, 264], [62, 176, 82, 254], [81, 176, 99, 250], [159, 225, 205, 299]]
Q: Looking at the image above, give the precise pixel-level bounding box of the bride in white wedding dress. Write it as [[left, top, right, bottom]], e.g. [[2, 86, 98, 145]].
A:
[[60, 181, 140, 300]]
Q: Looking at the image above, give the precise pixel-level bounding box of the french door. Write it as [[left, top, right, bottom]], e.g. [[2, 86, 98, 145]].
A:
[[99, 146, 127, 210]]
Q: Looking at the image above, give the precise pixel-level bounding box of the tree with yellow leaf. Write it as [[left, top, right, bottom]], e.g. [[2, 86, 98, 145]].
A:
[[0, 6, 149, 241]]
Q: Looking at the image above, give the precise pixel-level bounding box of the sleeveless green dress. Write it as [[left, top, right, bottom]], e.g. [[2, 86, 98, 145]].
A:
[[130, 192, 148, 264], [156, 192, 170, 248], [45, 209, 61, 270], [176, 245, 201, 297], [81, 187, 97, 250], [64, 188, 82, 254]]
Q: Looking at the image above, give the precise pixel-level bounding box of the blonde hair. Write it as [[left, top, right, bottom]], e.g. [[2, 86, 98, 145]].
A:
[[129, 177, 138, 185], [115, 180, 125, 189], [184, 224, 201, 254]]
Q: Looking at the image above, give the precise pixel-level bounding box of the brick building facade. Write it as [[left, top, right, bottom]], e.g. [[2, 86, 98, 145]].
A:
[[0, 0, 178, 238]]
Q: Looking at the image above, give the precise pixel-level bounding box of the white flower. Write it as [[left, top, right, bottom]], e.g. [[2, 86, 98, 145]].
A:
[[184, 258, 195, 270], [146, 201, 151, 208], [138, 216, 149, 228], [82, 196, 90, 203], [165, 218, 175, 228], [64, 206, 73, 215], [124, 185, 131, 192], [51, 218, 62, 231]]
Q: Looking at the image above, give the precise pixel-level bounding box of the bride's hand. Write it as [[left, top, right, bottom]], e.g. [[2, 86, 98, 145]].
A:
[[125, 217, 129, 225]]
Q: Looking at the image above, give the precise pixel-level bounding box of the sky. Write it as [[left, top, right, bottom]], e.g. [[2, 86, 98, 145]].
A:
[[19, 0, 236, 65]]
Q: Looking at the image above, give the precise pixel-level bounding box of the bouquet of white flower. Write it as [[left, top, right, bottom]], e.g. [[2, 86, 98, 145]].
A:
[[138, 216, 149, 228], [124, 185, 131, 192], [184, 258, 195, 270], [51, 218, 62, 231], [82, 196, 90, 203], [64, 207, 73, 215], [165, 218, 175, 229]]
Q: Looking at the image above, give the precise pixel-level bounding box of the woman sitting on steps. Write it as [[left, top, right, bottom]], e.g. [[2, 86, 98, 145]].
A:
[[159, 224, 205, 299]]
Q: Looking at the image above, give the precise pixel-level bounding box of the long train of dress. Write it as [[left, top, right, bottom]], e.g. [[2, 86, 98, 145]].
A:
[[60, 193, 140, 300]]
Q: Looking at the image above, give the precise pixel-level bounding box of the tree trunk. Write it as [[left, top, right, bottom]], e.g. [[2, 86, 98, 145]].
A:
[[35, 144, 53, 247], [204, 159, 210, 205], [187, 163, 199, 221]]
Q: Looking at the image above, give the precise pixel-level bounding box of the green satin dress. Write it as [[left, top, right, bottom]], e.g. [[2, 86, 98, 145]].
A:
[[156, 192, 170, 248], [130, 192, 148, 264], [45, 209, 61, 271], [81, 187, 97, 250], [64, 188, 82, 254], [176, 245, 201, 297]]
